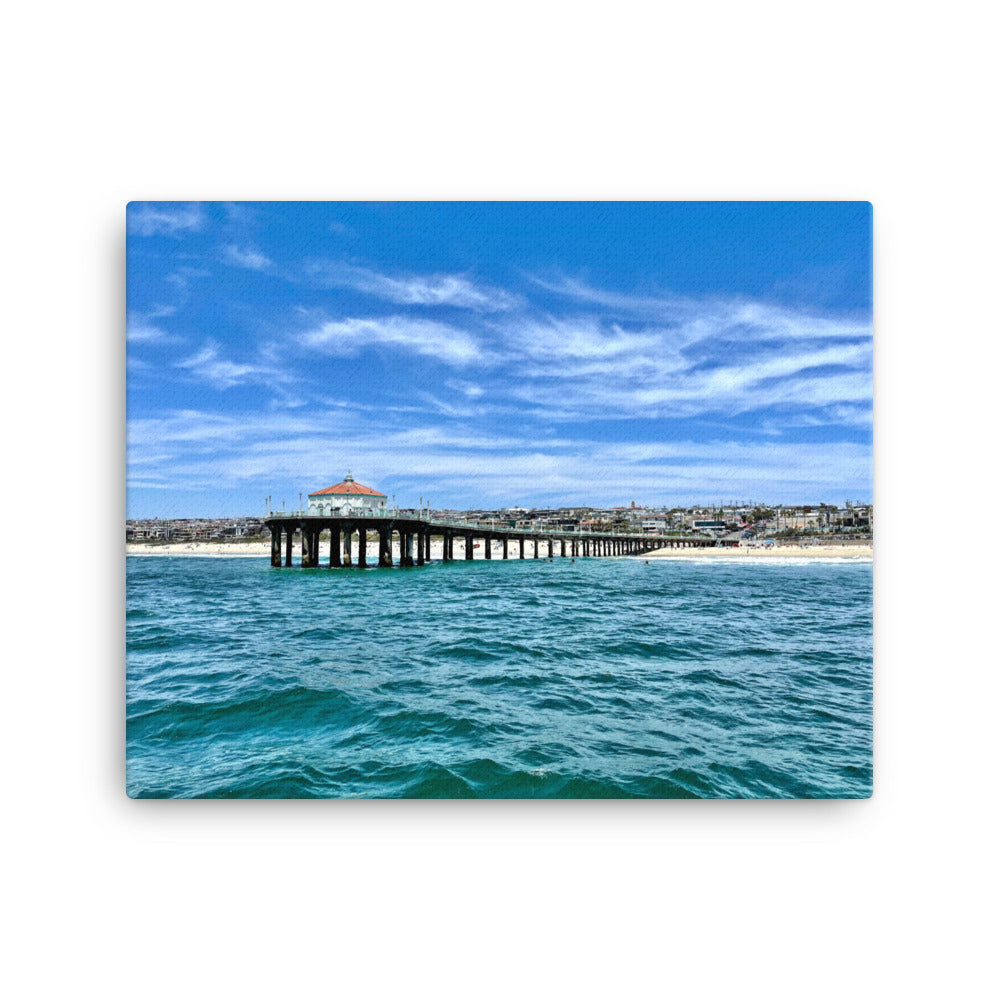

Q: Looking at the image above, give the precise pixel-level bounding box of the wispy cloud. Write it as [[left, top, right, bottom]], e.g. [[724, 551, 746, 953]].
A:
[[126, 306, 181, 344], [175, 342, 280, 390], [305, 261, 522, 311], [445, 379, 485, 399], [300, 315, 483, 366], [223, 244, 272, 270], [128, 203, 205, 237], [530, 274, 871, 336], [479, 304, 871, 423]]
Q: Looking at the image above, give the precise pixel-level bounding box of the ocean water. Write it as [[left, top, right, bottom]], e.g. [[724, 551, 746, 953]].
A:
[[126, 555, 872, 798]]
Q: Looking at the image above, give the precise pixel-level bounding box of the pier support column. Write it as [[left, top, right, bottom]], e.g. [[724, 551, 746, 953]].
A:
[[270, 527, 282, 567], [519, 538, 525, 559], [330, 528, 341, 567], [560, 539, 566, 557], [301, 526, 311, 567], [357, 529, 367, 568], [485, 536, 492, 559], [465, 535, 474, 560], [343, 527, 353, 566], [502, 538, 508, 559], [415, 531, 424, 566], [284, 526, 294, 566], [533, 538, 538, 558], [379, 527, 392, 567]]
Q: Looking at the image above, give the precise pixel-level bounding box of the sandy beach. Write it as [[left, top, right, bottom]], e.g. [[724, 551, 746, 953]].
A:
[[646, 542, 871, 559], [127, 539, 871, 561]]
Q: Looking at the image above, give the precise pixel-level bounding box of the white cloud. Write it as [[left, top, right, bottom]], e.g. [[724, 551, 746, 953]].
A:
[[223, 244, 272, 270], [126, 307, 181, 344], [530, 275, 870, 340], [480, 300, 871, 422], [305, 261, 521, 311], [445, 379, 485, 398], [128, 203, 204, 237], [301, 316, 483, 366], [127, 315, 167, 344], [175, 343, 279, 390]]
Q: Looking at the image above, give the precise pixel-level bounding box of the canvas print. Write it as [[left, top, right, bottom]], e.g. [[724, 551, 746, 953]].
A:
[[126, 201, 873, 798]]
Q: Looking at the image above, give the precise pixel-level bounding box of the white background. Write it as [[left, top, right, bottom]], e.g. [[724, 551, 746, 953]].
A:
[[3, 2, 996, 997]]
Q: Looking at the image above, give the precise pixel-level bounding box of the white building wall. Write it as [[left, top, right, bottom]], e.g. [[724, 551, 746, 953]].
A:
[[308, 493, 387, 516]]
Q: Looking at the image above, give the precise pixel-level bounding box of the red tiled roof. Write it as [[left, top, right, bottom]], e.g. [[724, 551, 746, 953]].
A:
[[310, 479, 386, 497]]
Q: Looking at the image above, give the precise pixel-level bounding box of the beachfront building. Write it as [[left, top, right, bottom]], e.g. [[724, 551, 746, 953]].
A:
[[307, 472, 388, 517]]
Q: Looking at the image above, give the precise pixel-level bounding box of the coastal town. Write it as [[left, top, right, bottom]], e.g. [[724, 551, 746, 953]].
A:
[[127, 499, 872, 546]]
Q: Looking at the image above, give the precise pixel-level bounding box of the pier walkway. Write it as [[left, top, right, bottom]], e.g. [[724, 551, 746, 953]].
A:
[[263, 513, 715, 568]]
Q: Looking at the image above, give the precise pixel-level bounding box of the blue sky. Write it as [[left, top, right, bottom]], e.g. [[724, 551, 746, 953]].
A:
[[126, 202, 872, 518]]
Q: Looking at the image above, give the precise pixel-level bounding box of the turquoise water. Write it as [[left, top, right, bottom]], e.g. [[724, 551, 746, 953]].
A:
[[126, 555, 872, 798]]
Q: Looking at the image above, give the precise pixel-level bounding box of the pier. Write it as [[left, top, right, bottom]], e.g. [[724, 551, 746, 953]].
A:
[[263, 513, 716, 568]]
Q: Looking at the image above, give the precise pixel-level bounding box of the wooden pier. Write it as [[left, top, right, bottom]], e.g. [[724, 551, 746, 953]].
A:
[[263, 514, 717, 568]]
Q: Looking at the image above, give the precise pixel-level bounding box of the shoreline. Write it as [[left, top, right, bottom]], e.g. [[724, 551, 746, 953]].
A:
[[646, 543, 871, 560], [126, 540, 872, 561]]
